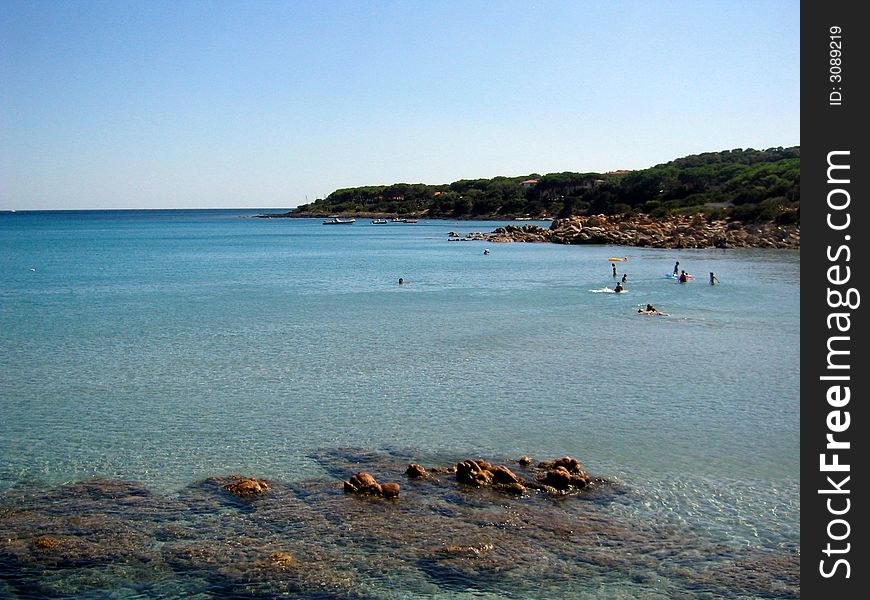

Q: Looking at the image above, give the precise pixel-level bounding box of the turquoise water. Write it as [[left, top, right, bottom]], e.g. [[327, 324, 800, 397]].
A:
[[0, 210, 799, 597]]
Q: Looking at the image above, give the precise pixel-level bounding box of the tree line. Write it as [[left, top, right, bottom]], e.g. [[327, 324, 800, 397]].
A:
[[289, 146, 799, 223]]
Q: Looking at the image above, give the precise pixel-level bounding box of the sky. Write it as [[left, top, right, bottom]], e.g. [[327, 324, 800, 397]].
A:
[[1, 0, 800, 210]]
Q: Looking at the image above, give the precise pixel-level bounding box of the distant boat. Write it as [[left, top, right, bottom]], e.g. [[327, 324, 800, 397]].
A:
[[322, 217, 356, 225], [371, 219, 388, 224], [401, 218, 419, 223]]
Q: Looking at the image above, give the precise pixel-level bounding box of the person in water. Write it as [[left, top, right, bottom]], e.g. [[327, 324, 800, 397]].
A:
[[483, 248, 490, 255], [398, 277, 405, 285], [678, 270, 688, 283], [612, 264, 618, 277], [614, 281, 624, 293], [673, 260, 680, 275], [638, 303, 668, 315], [621, 273, 627, 283], [710, 272, 719, 285]]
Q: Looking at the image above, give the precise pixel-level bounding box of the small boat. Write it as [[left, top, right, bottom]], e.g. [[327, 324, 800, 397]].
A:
[[322, 217, 356, 225], [371, 219, 388, 224], [401, 218, 419, 223]]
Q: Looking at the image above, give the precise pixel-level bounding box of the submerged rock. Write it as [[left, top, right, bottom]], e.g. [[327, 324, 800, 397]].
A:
[[34, 536, 60, 550], [268, 551, 298, 567], [0, 449, 798, 599]]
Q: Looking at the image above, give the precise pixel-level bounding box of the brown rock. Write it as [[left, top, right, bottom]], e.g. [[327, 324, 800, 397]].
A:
[[541, 466, 574, 490], [538, 456, 586, 475], [405, 463, 428, 479], [352, 473, 379, 489], [488, 465, 522, 485], [534, 456, 591, 491], [344, 472, 399, 498], [344, 472, 381, 495], [456, 460, 494, 487], [224, 478, 270, 498], [493, 482, 526, 495], [456, 459, 526, 494], [380, 483, 401, 498], [517, 456, 533, 466]]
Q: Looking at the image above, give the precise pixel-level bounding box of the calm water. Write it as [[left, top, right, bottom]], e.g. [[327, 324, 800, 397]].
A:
[[0, 210, 799, 597]]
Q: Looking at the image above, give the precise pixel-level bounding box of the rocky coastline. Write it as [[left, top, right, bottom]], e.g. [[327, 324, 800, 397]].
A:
[[468, 214, 799, 249], [0, 447, 799, 598], [260, 210, 798, 250]]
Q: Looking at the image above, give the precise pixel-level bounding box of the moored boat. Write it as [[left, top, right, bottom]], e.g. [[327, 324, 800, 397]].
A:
[[322, 217, 356, 225]]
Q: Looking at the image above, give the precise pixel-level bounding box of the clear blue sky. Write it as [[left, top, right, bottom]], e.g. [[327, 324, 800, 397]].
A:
[[1, 0, 799, 210]]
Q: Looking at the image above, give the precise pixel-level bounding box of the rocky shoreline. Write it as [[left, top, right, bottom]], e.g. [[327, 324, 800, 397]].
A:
[[0, 447, 799, 598], [473, 215, 799, 249], [263, 211, 798, 249]]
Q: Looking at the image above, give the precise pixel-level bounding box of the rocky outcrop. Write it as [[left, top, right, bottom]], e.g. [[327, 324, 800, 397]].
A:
[[344, 472, 400, 498], [223, 477, 270, 498], [452, 456, 596, 496], [534, 457, 591, 491], [476, 215, 799, 249], [455, 459, 526, 494], [0, 454, 798, 599], [405, 463, 428, 479]]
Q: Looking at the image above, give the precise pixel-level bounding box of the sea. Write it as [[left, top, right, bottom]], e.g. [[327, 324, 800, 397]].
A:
[[0, 210, 800, 598]]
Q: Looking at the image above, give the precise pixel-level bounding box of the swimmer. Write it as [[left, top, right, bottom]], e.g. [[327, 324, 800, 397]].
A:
[[710, 272, 719, 285], [612, 264, 618, 277], [398, 277, 405, 285], [673, 260, 680, 275], [638, 304, 669, 316], [614, 282, 624, 293], [678, 270, 688, 283], [483, 248, 490, 255], [621, 273, 627, 283]]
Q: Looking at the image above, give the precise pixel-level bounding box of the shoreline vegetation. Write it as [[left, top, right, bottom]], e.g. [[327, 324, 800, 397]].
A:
[[259, 146, 799, 248]]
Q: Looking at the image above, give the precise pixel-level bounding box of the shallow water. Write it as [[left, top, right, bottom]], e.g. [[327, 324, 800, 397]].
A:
[[0, 210, 799, 597]]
